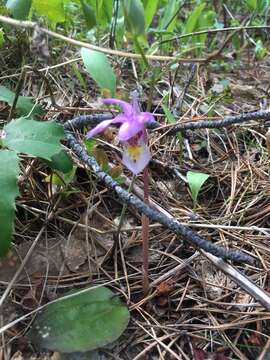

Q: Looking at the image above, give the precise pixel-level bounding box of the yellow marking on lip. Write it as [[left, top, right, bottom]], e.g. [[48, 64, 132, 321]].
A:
[[127, 145, 143, 162]]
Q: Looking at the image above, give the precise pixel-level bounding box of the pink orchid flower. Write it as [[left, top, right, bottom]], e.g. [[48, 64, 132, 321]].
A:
[[87, 98, 154, 174]]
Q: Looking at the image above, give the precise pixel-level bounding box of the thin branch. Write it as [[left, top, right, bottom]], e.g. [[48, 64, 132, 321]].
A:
[[159, 24, 270, 44], [0, 15, 204, 63], [151, 110, 270, 135]]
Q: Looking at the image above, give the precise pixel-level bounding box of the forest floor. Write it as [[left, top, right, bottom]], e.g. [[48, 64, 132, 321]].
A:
[[1, 38, 270, 360]]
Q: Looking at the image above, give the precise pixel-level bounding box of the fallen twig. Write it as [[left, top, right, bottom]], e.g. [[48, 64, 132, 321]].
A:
[[64, 120, 253, 264]]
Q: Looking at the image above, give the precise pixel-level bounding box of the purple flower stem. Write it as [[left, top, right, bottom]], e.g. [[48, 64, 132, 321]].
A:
[[142, 166, 150, 296]]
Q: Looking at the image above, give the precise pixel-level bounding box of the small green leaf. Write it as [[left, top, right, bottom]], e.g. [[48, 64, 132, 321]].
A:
[[0, 150, 20, 257], [81, 48, 116, 96], [80, 0, 96, 29], [144, 0, 159, 29], [185, 3, 206, 34], [45, 149, 73, 173], [161, 103, 182, 143], [122, 0, 145, 36], [0, 28, 4, 47], [0, 85, 43, 118], [84, 138, 96, 154], [187, 171, 209, 208], [44, 167, 76, 187], [32, 0, 65, 23], [3, 118, 65, 161], [28, 286, 130, 353], [6, 0, 32, 20]]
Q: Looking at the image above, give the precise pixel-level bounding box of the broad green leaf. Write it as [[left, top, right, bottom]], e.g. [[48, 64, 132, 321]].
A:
[[185, 2, 206, 34], [80, 0, 96, 29], [246, 0, 257, 10], [6, 0, 32, 19], [32, 0, 65, 23], [122, 0, 145, 36], [28, 286, 130, 353], [81, 48, 116, 96], [45, 149, 73, 173], [3, 118, 65, 161], [144, 0, 159, 28], [0, 85, 43, 118], [0, 150, 20, 257], [187, 171, 209, 208]]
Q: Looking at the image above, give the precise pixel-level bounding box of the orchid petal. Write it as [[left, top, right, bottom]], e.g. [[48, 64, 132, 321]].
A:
[[100, 98, 133, 116], [112, 114, 128, 124], [86, 115, 126, 138], [139, 112, 155, 124], [122, 142, 151, 174], [118, 121, 143, 141], [86, 119, 116, 138]]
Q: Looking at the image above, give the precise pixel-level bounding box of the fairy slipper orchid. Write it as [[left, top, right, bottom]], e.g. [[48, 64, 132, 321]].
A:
[[87, 98, 154, 174]]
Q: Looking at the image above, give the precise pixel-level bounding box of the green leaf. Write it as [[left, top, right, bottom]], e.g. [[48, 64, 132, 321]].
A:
[[144, 0, 159, 28], [159, 0, 179, 31], [195, 10, 215, 44], [185, 2, 206, 34], [44, 167, 76, 187], [161, 103, 182, 143], [81, 48, 116, 96], [32, 0, 65, 23], [99, 0, 113, 29], [187, 171, 209, 208], [0, 28, 4, 47], [80, 0, 96, 30], [122, 0, 145, 36], [0, 150, 20, 257], [3, 118, 65, 161], [45, 149, 73, 173], [28, 286, 130, 353], [84, 138, 96, 154], [6, 0, 32, 20], [246, 0, 257, 10], [0, 85, 44, 118]]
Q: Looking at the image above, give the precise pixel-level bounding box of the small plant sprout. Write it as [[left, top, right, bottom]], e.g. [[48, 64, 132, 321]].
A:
[[87, 94, 154, 295], [187, 171, 210, 210]]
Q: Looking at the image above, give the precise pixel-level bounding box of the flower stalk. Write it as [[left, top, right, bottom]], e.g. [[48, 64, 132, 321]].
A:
[[142, 166, 150, 295], [86, 96, 154, 295]]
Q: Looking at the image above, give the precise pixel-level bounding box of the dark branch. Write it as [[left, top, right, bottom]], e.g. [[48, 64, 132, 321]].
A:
[[64, 110, 270, 136], [64, 125, 254, 265]]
